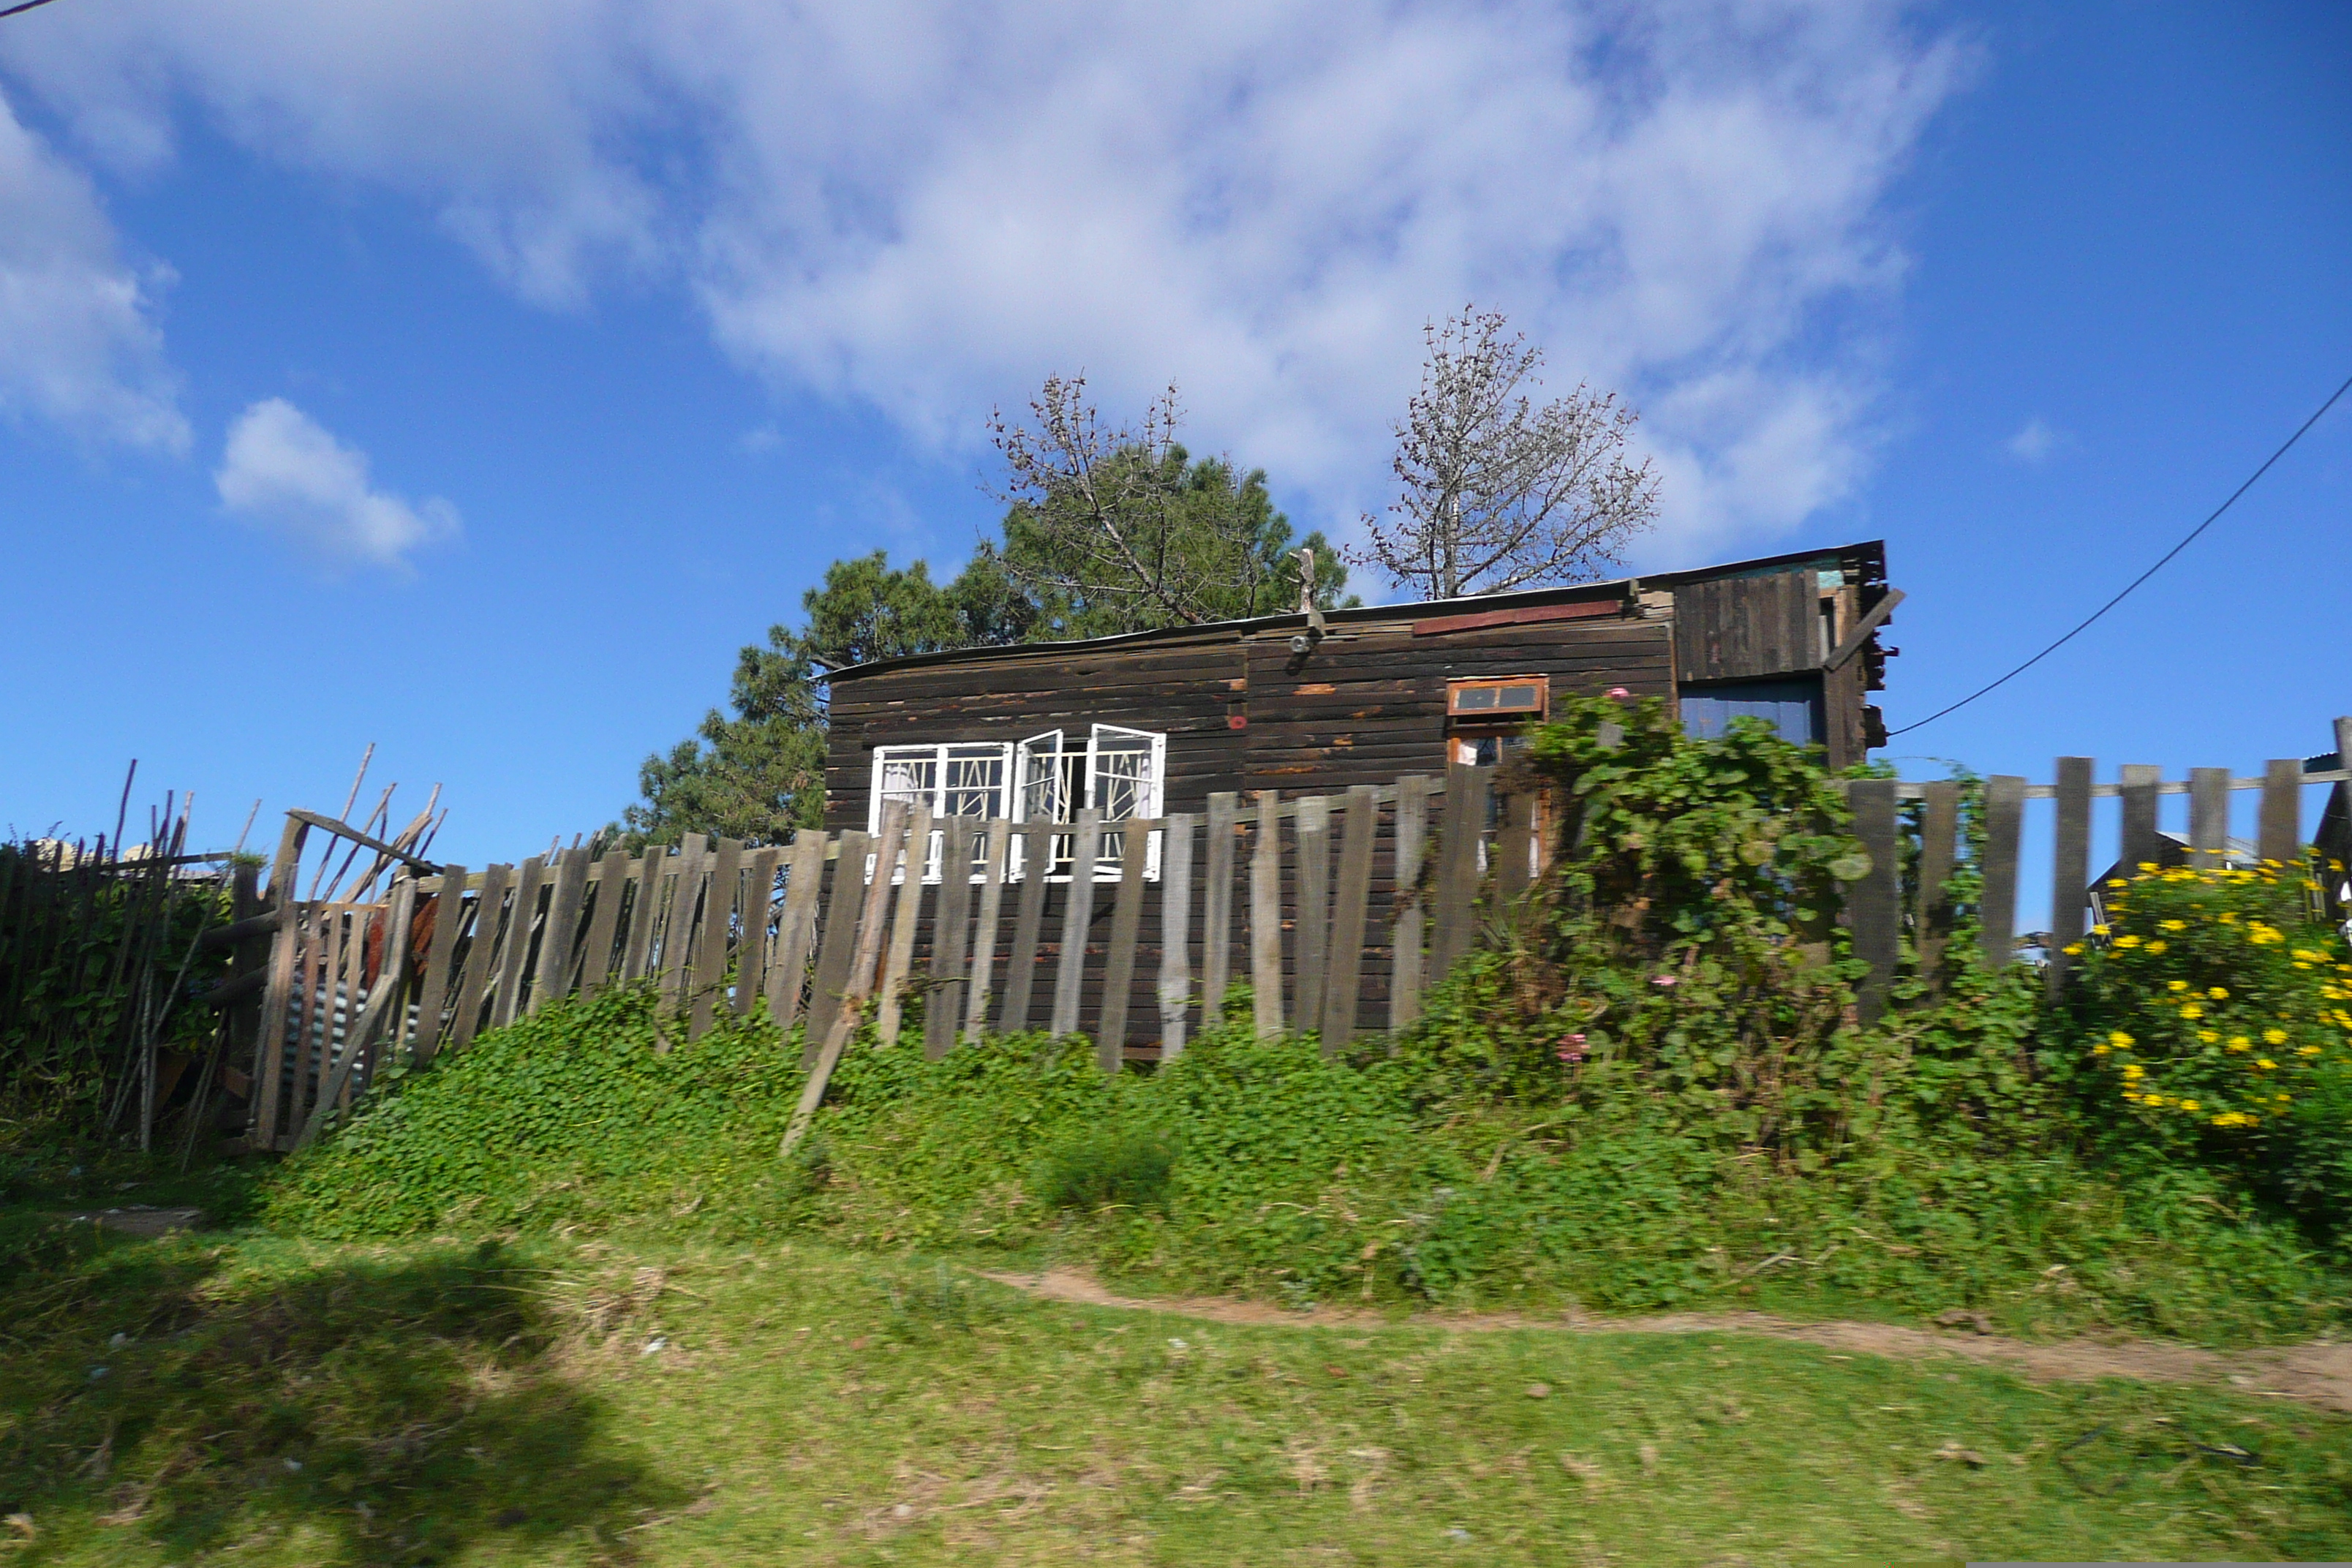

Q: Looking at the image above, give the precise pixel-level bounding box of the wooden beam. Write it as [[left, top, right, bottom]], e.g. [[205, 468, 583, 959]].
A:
[[1820, 588, 1904, 672]]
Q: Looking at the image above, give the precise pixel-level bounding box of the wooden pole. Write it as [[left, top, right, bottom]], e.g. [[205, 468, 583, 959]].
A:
[[1157, 813, 1197, 1057], [1390, 774, 1430, 1032], [1249, 791, 1284, 1038], [1202, 791, 1237, 1025], [780, 802, 907, 1158]]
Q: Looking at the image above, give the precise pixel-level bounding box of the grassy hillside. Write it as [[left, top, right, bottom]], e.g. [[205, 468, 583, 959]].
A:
[[4, 1190, 2351, 1567]]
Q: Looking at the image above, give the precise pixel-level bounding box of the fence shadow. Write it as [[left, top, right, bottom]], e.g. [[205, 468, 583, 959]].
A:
[[0, 1226, 686, 1563]]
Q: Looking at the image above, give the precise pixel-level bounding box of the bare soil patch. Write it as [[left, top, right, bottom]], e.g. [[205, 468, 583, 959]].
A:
[[980, 1265, 2352, 1414]]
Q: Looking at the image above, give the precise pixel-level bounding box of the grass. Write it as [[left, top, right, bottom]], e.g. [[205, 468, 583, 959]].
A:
[[4, 1162, 2352, 1566]]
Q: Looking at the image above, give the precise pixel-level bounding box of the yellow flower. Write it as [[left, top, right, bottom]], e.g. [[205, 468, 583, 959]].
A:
[[2208, 987, 2228, 1000], [2108, 1030, 2134, 1049], [2180, 1004, 2204, 1020], [2159, 919, 2187, 932], [2293, 949, 2323, 962], [2106, 878, 2129, 889], [2200, 1030, 2220, 1044], [2146, 940, 2168, 953], [2227, 1036, 2251, 1052], [2179, 1099, 2201, 1112], [2299, 1046, 2323, 1057], [2255, 1058, 2278, 1071], [2090, 924, 2111, 938], [2120, 1063, 2144, 1080], [2220, 911, 2238, 924], [2114, 934, 2143, 949], [2167, 980, 2190, 992], [2264, 1028, 2288, 1044]]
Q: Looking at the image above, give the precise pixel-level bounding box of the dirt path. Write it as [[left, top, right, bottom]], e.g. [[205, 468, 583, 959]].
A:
[[979, 1266, 2352, 1415]]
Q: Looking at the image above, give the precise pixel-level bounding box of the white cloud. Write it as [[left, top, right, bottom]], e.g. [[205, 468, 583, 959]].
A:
[[4, 0, 1967, 565], [0, 87, 187, 452], [2005, 415, 2065, 464], [215, 399, 459, 571]]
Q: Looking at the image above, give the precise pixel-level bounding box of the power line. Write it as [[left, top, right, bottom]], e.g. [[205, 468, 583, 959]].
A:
[[0, 0, 64, 19], [1888, 369, 2352, 738]]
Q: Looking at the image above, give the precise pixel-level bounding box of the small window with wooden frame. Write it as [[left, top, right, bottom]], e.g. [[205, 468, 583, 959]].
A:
[[1446, 675, 1548, 766]]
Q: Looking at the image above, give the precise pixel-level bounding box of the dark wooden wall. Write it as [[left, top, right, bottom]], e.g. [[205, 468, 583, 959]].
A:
[[824, 614, 1676, 830], [1670, 570, 1822, 682]]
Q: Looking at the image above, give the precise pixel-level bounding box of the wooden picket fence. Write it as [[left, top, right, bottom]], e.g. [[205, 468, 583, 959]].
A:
[[237, 720, 2352, 1152]]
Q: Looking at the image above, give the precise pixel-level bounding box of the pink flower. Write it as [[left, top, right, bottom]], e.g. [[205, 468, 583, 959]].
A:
[[1651, 975, 1678, 988], [1556, 1032, 1587, 1063], [1605, 687, 1632, 700]]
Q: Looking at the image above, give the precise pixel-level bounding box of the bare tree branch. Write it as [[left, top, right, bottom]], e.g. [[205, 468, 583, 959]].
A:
[[1349, 306, 1661, 600]]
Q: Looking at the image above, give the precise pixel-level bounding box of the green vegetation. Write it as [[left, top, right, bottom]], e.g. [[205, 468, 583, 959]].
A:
[[7, 1172, 2352, 1566], [12, 692, 2352, 1561]]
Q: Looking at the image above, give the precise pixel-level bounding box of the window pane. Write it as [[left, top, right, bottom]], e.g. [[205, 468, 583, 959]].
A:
[[1453, 685, 1498, 711], [941, 746, 1006, 818], [1498, 685, 1540, 709]]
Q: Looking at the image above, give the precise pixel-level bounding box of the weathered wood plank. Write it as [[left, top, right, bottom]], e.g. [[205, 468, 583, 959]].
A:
[[1846, 777, 1900, 1022], [532, 846, 592, 1013], [805, 830, 867, 1066], [1097, 819, 1153, 1068], [1202, 791, 1237, 1025], [1250, 791, 1283, 1038], [875, 806, 933, 1047], [1496, 788, 1534, 902], [926, 817, 977, 1058], [734, 847, 780, 1017], [491, 856, 545, 1030], [1294, 794, 1331, 1035], [1390, 774, 1430, 1031], [1158, 813, 1197, 1056], [620, 848, 663, 982], [2259, 759, 2303, 864], [782, 803, 908, 1158], [1913, 783, 1958, 998], [2048, 758, 2093, 992], [656, 834, 709, 1022], [1051, 810, 1101, 1038], [1321, 786, 1377, 1052], [411, 863, 467, 1066], [2119, 764, 2162, 875], [963, 818, 1010, 1042], [448, 864, 509, 1052], [768, 833, 827, 1031], [295, 880, 416, 1149], [1431, 765, 1488, 982], [246, 856, 307, 1148], [690, 837, 742, 1038], [2190, 766, 2229, 870], [998, 823, 1052, 1033], [1978, 777, 2024, 970], [578, 849, 631, 999]]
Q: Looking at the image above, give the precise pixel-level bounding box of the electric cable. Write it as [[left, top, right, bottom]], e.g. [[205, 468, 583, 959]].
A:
[[1890, 369, 2352, 736]]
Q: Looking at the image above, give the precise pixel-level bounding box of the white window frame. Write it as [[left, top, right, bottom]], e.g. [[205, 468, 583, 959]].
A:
[[867, 742, 1014, 882], [863, 728, 1169, 883]]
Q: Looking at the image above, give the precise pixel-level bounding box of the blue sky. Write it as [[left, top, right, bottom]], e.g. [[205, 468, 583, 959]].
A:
[[2, 1, 2346, 915]]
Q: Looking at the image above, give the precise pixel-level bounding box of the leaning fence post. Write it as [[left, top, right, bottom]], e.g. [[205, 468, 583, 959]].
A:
[[1249, 791, 1284, 1038], [1051, 810, 1101, 1039], [1844, 777, 1899, 1023], [2045, 758, 2094, 992], [1913, 783, 1958, 998], [2189, 767, 2230, 870], [1978, 775, 2025, 971]]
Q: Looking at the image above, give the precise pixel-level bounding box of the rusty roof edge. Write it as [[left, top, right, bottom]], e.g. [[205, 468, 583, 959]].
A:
[[824, 538, 1887, 683]]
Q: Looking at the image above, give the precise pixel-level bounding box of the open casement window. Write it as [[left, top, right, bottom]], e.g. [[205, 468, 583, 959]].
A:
[[1445, 674, 1548, 769], [1009, 724, 1166, 880], [1088, 723, 1166, 878], [867, 742, 1012, 881]]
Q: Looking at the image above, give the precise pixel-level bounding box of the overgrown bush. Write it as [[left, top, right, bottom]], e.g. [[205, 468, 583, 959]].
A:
[[2056, 857, 2352, 1229], [1033, 1128, 1177, 1213]]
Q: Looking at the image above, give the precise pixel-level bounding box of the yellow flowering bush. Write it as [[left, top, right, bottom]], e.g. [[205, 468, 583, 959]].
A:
[[2060, 856, 2352, 1223]]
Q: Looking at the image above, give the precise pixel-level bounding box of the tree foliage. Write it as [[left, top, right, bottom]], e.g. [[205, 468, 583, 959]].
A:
[[989, 375, 1349, 637], [1354, 306, 1660, 599], [622, 378, 1346, 845]]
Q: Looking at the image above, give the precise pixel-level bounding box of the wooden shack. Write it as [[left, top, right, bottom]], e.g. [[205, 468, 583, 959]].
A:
[[823, 540, 1896, 834], [816, 541, 1899, 1052]]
